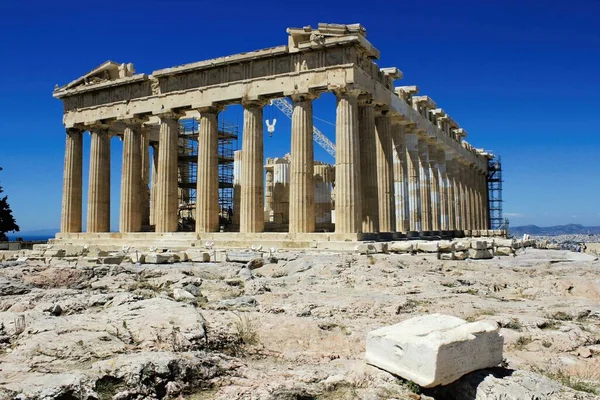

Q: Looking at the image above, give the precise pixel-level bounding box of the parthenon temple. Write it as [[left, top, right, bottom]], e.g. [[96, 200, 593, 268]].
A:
[[52, 23, 501, 249]]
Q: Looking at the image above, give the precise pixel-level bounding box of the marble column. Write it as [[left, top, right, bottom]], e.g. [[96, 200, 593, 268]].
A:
[[428, 143, 441, 234], [87, 129, 110, 233], [375, 113, 395, 233], [405, 129, 421, 233], [469, 166, 478, 230], [462, 165, 472, 231], [482, 171, 489, 229], [437, 148, 449, 232], [140, 127, 150, 227], [195, 108, 220, 233], [155, 115, 179, 233], [459, 162, 468, 231], [120, 122, 142, 232], [60, 128, 83, 233], [392, 122, 409, 233], [149, 143, 159, 226], [418, 135, 432, 233], [359, 100, 379, 233], [334, 90, 362, 234], [240, 102, 265, 233], [232, 150, 242, 226], [445, 154, 456, 232], [289, 95, 315, 233]]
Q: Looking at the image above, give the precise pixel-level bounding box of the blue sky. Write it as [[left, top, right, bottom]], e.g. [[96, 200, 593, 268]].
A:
[[0, 0, 598, 233]]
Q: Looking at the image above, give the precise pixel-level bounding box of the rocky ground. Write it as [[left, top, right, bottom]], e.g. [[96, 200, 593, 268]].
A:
[[0, 247, 599, 399]]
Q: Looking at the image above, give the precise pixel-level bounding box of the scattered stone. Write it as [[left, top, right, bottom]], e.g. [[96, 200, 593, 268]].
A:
[[144, 252, 179, 264], [417, 241, 439, 253], [365, 314, 503, 387], [218, 296, 258, 309], [495, 246, 513, 257], [246, 258, 265, 270], [0, 277, 31, 296], [227, 251, 262, 263], [454, 251, 469, 260], [173, 288, 196, 301], [182, 283, 202, 296], [238, 267, 253, 281]]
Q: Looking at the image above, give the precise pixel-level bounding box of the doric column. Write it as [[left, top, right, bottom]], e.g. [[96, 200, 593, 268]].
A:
[[240, 101, 265, 233], [469, 166, 478, 230], [155, 115, 179, 233], [289, 94, 315, 233], [334, 90, 362, 234], [120, 122, 142, 232], [60, 128, 83, 233], [477, 169, 485, 230], [149, 143, 159, 226], [87, 129, 111, 233], [437, 148, 449, 232], [405, 128, 421, 233], [359, 99, 379, 233], [482, 170, 489, 229], [375, 112, 395, 233], [418, 134, 432, 233], [196, 107, 220, 233], [445, 154, 456, 232], [458, 162, 468, 231], [140, 126, 150, 227], [232, 150, 242, 226], [428, 143, 441, 234], [391, 122, 409, 233], [462, 165, 472, 231]]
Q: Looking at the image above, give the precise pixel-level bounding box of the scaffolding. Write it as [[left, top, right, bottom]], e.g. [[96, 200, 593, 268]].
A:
[[177, 118, 238, 231], [487, 155, 505, 230]]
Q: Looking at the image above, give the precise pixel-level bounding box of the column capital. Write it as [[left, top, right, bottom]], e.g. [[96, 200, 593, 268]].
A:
[[196, 105, 224, 115], [241, 98, 268, 109], [333, 87, 361, 100], [119, 116, 148, 127], [290, 91, 319, 103], [154, 111, 182, 121]]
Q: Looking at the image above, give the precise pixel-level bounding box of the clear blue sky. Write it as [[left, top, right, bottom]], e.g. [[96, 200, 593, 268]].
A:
[[0, 0, 599, 233]]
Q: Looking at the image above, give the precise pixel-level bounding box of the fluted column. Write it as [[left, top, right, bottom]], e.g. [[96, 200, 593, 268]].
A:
[[392, 122, 409, 233], [459, 162, 468, 231], [482, 171, 489, 229], [445, 154, 456, 232], [240, 102, 265, 233], [232, 150, 242, 226], [469, 166, 477, 230], [149, 143, 159, 226], [155, 115, 179, 233], [195, 108, 220, 233], [289, 95, 315, 233], [437, 148, 449, 232], [405, 129, 421, 233], [60, 128, 83, 233], [375, 113, 395, 233], [140, 127, 150, 227], [428, 143, 441, 233], [418, 134, 432, 233], [120, 122, 142, 232], [461, 165, 471, 231], [87, 129, 111, 232], [359, 100, 379, 233], [334, 90, 362, 234]]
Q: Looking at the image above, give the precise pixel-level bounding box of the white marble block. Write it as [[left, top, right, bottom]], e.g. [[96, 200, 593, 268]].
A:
[[365, 314, 503, 388]]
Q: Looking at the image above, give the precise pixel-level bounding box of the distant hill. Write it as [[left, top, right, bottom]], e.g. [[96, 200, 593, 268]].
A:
[[510, 224, 600, 236]]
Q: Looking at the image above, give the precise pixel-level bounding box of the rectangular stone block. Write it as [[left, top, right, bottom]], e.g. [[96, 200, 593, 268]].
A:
[[468, 248, 493, 259], [470, 241, 489, 250], [185, 249, 211, 262], [454, 251, 469, 260], [493, 238, 514, 248], [390, 242, 414, 253], [453, 241, 469, 251], [365, 314, 503, 388], [438, 241, 455, 253], [417, 241, 439, 253], [226, 251, 263, 263], [494, 246, 513, 257]]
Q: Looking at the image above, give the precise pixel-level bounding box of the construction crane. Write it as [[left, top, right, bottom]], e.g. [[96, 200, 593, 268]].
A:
[[269, 98, 336, 158]]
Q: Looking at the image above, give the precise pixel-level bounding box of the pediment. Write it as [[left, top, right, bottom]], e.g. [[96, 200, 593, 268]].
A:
[[56, 61, 135, 92]]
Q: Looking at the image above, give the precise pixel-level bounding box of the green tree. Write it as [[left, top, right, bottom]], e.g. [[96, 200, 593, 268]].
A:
[[0, 167, 19, 241]]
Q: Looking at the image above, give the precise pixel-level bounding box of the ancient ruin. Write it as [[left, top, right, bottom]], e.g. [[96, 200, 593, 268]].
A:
[[52, 23, 499, 249]]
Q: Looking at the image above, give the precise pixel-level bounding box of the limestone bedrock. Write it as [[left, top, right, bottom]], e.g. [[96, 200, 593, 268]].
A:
[[365, 314, 503, 388]]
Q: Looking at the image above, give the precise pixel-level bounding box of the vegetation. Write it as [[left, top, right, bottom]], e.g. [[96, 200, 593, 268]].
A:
[[0, 167, 19, 241]]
